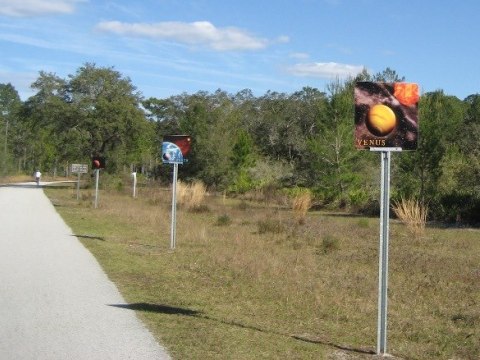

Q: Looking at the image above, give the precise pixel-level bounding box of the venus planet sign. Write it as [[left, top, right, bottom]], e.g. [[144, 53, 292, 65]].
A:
[[354, 82, 419, 150]]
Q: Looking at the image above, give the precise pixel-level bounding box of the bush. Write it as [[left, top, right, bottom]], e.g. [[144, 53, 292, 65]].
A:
[[319, 235, 340, 254], [115, 179, 124, 192], [257, 218, 285, 234], [216, 214, 232, 226], [348, 188, 370, 208], [437, 193, 480, 225], [228, 169, 256, 194]]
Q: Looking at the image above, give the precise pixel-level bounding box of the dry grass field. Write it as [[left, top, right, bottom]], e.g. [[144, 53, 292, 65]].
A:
[[44, 183, 480, 359]]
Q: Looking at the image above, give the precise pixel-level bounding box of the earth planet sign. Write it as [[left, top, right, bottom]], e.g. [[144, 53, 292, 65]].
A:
[[162, 135, 192, 164], [162, 142, 184, 164]]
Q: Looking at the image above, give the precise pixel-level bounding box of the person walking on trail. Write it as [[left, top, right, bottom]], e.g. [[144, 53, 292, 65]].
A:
[[34, 170, 41, 186]]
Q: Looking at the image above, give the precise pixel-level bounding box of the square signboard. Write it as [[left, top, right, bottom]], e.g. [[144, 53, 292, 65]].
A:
[[162, 135, 192, 164], [71, 163, 88, 173], [354, 82, 419, 150]]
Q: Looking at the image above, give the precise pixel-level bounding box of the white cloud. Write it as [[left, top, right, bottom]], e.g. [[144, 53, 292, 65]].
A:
[[95, 20, 269, 51], [275, 35, 290, 44], [289, 52, 310, 60], [0, 0, 83, 17], [287, 62, 364, 78], [326, 43, 353, 55], [0, 33, 59, 49]]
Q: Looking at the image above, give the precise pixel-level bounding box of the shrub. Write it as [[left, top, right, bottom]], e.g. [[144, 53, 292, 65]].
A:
[[216, 214, 232, 226], [257, 218, 285, 234], [437, 193, 480, 225], [115, 179, 124, 192], [348, 188, 370, 208], [319, 235, 340, 254]]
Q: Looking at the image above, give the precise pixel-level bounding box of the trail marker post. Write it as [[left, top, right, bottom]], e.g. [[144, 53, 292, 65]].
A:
[[70, 163, 88, 200], [132, 171, 137, 198]]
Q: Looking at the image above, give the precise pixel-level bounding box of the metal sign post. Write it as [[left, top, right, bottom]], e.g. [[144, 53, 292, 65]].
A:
[[77, 172, 81, 200], [371, 147, 401, 355], [162, 135, 191, 251], [170, 163, 178, 249], [94, 169, 100, 209]]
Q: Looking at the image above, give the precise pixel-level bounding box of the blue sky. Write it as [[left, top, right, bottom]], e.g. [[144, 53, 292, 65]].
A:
[[1, 0, 479, 100]]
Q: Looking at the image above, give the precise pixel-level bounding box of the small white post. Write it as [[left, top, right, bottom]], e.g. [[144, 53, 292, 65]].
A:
[[132, 171, 137, 198]]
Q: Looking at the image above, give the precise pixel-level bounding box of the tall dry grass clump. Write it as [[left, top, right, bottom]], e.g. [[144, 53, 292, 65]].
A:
[[176, 181, 189, 204], [392, 197, 428, 237], [177, 180, 207, 211], [292, 191, 312, 224]]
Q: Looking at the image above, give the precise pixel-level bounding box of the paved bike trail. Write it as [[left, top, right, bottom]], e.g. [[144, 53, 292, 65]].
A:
[[0, 186, 171, 360]]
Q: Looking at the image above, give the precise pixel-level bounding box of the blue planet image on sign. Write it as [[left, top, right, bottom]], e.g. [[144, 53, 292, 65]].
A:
[[162, 142, 184, 164]]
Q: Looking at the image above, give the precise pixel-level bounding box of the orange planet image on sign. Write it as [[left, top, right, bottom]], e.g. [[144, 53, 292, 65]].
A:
[[367, 104, 397, 136], [394, 83, 419, 106]]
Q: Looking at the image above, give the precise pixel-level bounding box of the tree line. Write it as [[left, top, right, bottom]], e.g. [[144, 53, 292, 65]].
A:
[[1, 63, 479, 224]]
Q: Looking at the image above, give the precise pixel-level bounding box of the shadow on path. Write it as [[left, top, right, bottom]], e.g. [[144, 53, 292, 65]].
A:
[[109, 302, 375, 356], [110, 303, 200, 316], [72, 234, 106, 242]]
